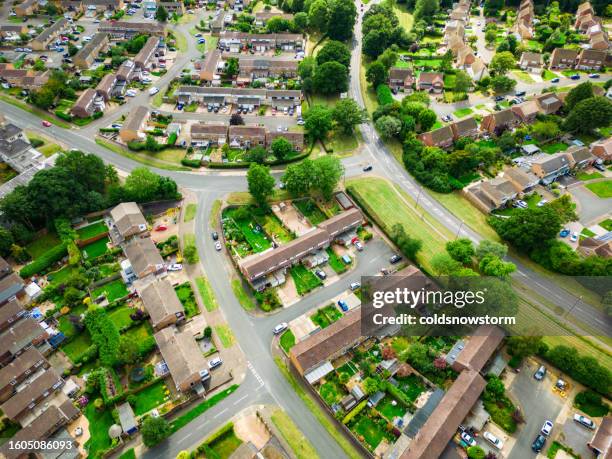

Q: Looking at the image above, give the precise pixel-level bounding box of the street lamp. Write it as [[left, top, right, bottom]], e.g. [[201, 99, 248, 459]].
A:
[[564, 295, 583, 319], [455, 220, 464, 239], [415, 186, 423, 210]]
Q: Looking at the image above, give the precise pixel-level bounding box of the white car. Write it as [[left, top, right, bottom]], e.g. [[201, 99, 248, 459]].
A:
[[483, 431, 503, 449], [574, 414, 596, 429], [354, 241, 363, 251], [537, 199, 548, 207], [350, 282, 361, 291], [460, 432, 476, 447], [208, 357, 223, 369], [570, 232, 578, 242], [215, 241, 222, 251], [273, 322, 288, 334], [149, 86, 160, 96], [125, 90, 137, 97], [167, 263, 183, 271], [541, 420, 553, 436]]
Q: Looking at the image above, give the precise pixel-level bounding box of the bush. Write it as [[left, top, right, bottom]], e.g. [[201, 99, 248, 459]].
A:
[[377, 84, 393, 106], [20, 243, 68, 278], [342, 399, 368, 424], [167, 132, 177, 145], [181, 158, 201, 168], [30, 139, 44, 148], [574, 390, 610, 417], [544, 345, 611, 396], [55, 110, 72, 121]]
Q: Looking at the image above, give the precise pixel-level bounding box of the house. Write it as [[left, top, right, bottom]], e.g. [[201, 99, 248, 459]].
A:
[[591, 137, 612, 161], [451, 325, 505, 373], [0, 24, 28, 38], [511, 100, 539, 123], [198, 49, 220, 83], [575, 1, 595, 21], [0, 369, 64, 423], [444, 20, 465, 44], [451, 117, 479, 140], [74, 33, 109, 69], [0, 318, 47, 366], [446, 34, 465, 56], [0, 347, 47, 403], [519, 52, 543, 72], [109, 201, 148, 242], [590, 31, 610, 51], [466, 177, 519, 212], [31, 18, 69, 51], [578, 238, 612, 258], [504, 167, 539, 192], [266, 131, 304, 151], [587, 416, 611, 457], [154, 327, 211, 392], [0, 299, 26, 332], [565, 145, 594, 169], [388, 67, 414, 92], [119, 105, 149, 142], [536, 93, 563, 115], [0, 257, 11, 278], [70, 88, 101, 119], [96, 73, 117, 102], [99, 21, 166, 39], [218, 31, 304, 52], [117, 59, 136, 82], [175, 86, 302, 109], [234, 55, 299, 80], [123, 237, 164, 280], [157, 1, 185, 15], [14, 0, 38, 16], [0, 121, 44, 173], [134, 36, 159, 69], [228, 125, 266, 149], [416, 72, 444, 93], [0, 272, 25, 306], [418, 125, 454, 149], [190, 123, 227, 146], [456, 45, 476, 68], [117, 402, 138, 435], [84, 0, 125, 12], [467, 58, 488, 82], [576, 49, 607, 70], [575, 13, 597, 32], [254, 12, 294, 27], [530, 153, 572, 184], [480, 109, 519, 134], [137, 279, 185, 331], [548, 48, 578, 69]]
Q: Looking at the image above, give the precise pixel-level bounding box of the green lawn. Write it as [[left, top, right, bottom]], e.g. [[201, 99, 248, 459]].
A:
[[294, 199, 327, 225], [541, 142, 569, 154], [47, 265, 78, 286], [280, 329, 296, 353], [91, 279, 128, 302], [377, 396, 407, 421], [327, 131, 359, 155], [271, 410, 319, 459], [195, 276, 219, 312], [108, 306, 134, 329], [118, 449, 136, 459], [0, 94, 71, 128], [290, 265, 323, 296], [132, 380, 168, 415], [231, 279, 256, 311], [61, 331, 93, 363], [393, 4, 414, 30], [175, 282, 199, 318], [77, 221, 107, 240], [214, 324, 235, 348], [599, 218, 612, 231], [512, 70, 535, 83], [452, 107, 473, 118], [207, 426, 243, 459], [184, 203, 197, 222], [311, 304, 342, 329], [350, 413, 393, 451], [224, 207, 273, 253], [95, 138, 189, 172], [576, 171, 604, 181], [396, 374, 427, 402], [586, 180, 612, 198], [319, 376, 346, 405], [26, 232, 61, 258], [84, 398, 114, 458], [541, 69, 557, 81], [326, 247, 348, 274], [82, 236, 110, 259], [123, 322, 153, 341], [255, 213, 294, 244]]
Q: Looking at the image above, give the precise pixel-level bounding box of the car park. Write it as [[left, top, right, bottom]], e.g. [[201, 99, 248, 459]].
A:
[[390, 254, 402, 264], [208, 357, 223, 369], [541, 420, 553, 436], [273, 322, 288, 334], [573, 414, 596, 429], [532, 435, 546, 452], [350, 282, 361, 291], [460, 432, 476, 447], [483, 431, 503, 449], [534, 365, 546, 380]]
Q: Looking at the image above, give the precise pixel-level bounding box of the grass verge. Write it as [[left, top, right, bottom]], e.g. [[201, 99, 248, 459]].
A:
[[184, 203, 197, 222], [95, 138, 189, 171], [0, 95, 71, 128], [214, 324, 235, 348], [231, 279, 256, 311], [170, 385, 239, 433], [210, 199, 222, 228], [271, 409, 320, 459], [196, 276, 219, 312]]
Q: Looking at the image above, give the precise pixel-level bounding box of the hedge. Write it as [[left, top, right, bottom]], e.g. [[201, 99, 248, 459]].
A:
[[20, 243, 68, 278], [55, 110, 72, 121], [207, 150, 311, 169], [384, 382, 414, 410], [377, 84, 393, 106], [181, 158, 201, 168], [342, 399, 368, 425], [99, 127, 119, 133], [167, 132, 177, 145]]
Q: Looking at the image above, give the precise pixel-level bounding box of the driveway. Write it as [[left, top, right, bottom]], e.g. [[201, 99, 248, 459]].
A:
[[507, 360, 564, 459], [560, 418, 594, 458], [568, 185, 612, 225]]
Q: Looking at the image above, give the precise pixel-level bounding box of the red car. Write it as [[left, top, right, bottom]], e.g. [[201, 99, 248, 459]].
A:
[[42, 120, 51, 127], [154, 225, 167, 231]]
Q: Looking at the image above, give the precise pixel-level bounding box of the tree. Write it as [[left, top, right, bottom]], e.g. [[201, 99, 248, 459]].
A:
[[363, 377, 380, 395], [490, 207, 562, 252], [119, 335, 140, 365], [417, 109, 437, 132], [453, 70, 472, 93], [490, 75, 517, 93], [431, 252, 462, 275], [485, 29, 497, 45], [298, 57, 316, 93], [467, 446, 486, 459], [312, 155, 343, 199], [293, 12, 309, 31], [308, 0, 329, 32], [479, 254, 516, 277], [366, 61, 387, 88], [378, 49, 399, 71], [507, 336, 545, 360], [446, 238, 474, 265], [0, 227, 14, 257], [230, 113, 244, 125], [313, 61, 348, 94], [531, 120, 560, 142], [565, 82, 594, 111], [266, 16, 291, 33], [304, 104, 333, 141], [414, 0, 439, 23], [244, 146, 268, 163], [375, 115, 402, 139], [271, 137, 294, 160], [390, 223, 422, 261], [282, 160, 316, 196], [141, 416, 171, 447], [332, 98, 367, 134], [316, 40, 351, 68], [564, 96, 612, 133], [155, 5, 168, 21], [247, 163, 275, 207], [475, 240, 508, 260], [326, 0, 356, 41], [363, 30, 388, 59], [225, 57, 239, 77], [124, 167, 162, 202], [490, 51, 516, 75]]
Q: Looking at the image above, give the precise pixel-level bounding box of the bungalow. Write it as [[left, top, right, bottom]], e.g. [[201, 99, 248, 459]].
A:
[[190, 123, 228, 146], [451, 117, 479, 139], [122, 237, 165, 280], [519, 52, 543, 72], [388, 67, 414, 91], [590, 137, 612, 161], [198, 49, 220, 83], [536, 93, 563, 115], [137, 279, 185, 331], [576, 49, 607, 70], [119, 105, 149, 142], [418, 125, 454, 148], [109, 201, 148, 242], [228, 125, 266, 149], [511, 100, 539, 123], [480, 109, 519, 134], [548, 48, 578, 70], [416, 72, 444, 93], [266, 131, 304, 151], [530, 153, 572, 184]]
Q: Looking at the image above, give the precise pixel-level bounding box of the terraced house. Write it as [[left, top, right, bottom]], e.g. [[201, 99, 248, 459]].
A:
[[74, 32, 109, 69], [31, 18, 69, 51]]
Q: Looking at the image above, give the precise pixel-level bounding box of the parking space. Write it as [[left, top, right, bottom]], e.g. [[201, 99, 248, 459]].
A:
[[507, 360, 565, 459], [560, 418, 594, 458]]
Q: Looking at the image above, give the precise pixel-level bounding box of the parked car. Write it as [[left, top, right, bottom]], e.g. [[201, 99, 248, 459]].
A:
[[338, 299, 349, 312], [570, 74, 580, 80], [273, 322, 288, 334], [363, 164, 373, 172], [154, 225, 167, 231], [515, 90, 526, 97], [551, 77, 560, 83], [148, 86, 159, 96], [559, 228, 570, 237], [588, 73, 600, 79], [483, 431, 503, 449], [208, 357, 223, 369], [442, 115, 452, 122], [342, 255, 352, 264], [494, 95, 505, 102], [537, 199, 548, 207], [390, 254, 402, 264], [211, 232, 219, 240], [167, 263, 183, 271], [460, 432, 476, 447], [532, 435, 546, 452], [570, 232, 578, 242], [315, 269, 327, 280], [534, 365, 546, 380], [594, 163, 605, 172], [350, 282, 361, 291], [215, 241, 222, 251], [514, 200, 528, 209], [177, 103, 184, 110], [573, 414, 596, 429], [541, 420, 553, 436], [355, 241, 364, 251]]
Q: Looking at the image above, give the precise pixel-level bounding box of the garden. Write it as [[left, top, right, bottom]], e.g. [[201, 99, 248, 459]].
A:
[[76, 221, 108, 240], [326, 247, 348, 274], [222, 206, 273, 256], [82, 237, 110, 259], [175, 281, 199, 318], [91, 279, 129, 303], [131, 380, 170, 416], [294, 198, 328, 225], [347, 406, 399, 452], [290, 265, 323, 296], [310, 304, 343, 329]]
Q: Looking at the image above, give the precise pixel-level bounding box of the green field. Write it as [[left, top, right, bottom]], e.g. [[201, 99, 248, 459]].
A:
[[541, 142, 569, 154], [577, 171, 604, 181], [82, 236, 110, 259], [586, 180, 612, 198], [327, 131, 359, 155], [290, 265, 323, 295], [91, 279, 128, 302], [272, 410, 320, 459], [512, 70, 535, 83], [132, 380, 168, 415], [599, 219, 612, 231], [294, 199, 327, 225], [77, 221, 108, 240], [541, 69, 557, 80]]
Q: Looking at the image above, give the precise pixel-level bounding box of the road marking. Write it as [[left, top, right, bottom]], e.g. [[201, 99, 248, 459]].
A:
[[247, 361, 265, 388], [213, 408, 228, 419], [233, 394, 249, 405], [178, 432, 193, 442]]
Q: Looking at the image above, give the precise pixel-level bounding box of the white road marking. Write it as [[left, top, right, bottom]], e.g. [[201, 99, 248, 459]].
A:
[[233, 394, 249, 405], [213, 408, 228, 419]]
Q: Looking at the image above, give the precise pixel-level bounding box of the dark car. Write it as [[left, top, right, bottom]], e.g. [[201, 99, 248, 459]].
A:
[[515, 90, 526, 97], [494, 95, 505, 102], [363, 164, 373, 172], [211, 232, 219, 241], [570, 74, 580, 80], [551, 77, 560, 83], [532, 435, 546, 452], [594, 163, 605, 172], [390, 254, 402, 264]]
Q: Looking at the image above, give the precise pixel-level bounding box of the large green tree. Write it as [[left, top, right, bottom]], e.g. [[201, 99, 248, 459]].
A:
[[315, 40, 351, 68], [366, 61, 387, 88], [489, 51, 516, 75], [326, 0, 356, 41], [313, 61, 348, 94], [247, 163, 275, 206], [313, 155, 343, 199], [332, 98, 367, 134], [271, 137, 294, 160], [490, 207, 562, 252], [304, 104, 333, 140], [564, 96, 612, 133], [564, 81, 594, 111], [414, 0, 440, 23], [141, 416, 171, 447]]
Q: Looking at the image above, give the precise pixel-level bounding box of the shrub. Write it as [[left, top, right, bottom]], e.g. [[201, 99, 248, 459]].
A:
[[167, 132, 177, 145], [20, 243, 68, 278], [377, 84, 393, 106], [342, 399, 368, 424], [181, 158, 201, 168]]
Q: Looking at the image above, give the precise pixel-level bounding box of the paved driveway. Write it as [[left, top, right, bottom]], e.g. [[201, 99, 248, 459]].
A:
[[508, 361, 564, 459], [560, 418, 594, 458], [569, 185, 612, 225]]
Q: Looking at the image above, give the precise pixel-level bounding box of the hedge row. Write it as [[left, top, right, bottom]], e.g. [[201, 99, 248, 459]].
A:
[[207, 150, 311, 169], [342, 399, 368, 425], [377, 84, 393, 106], [181, 158, 201, 168], [20, 243, 68, 278]]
